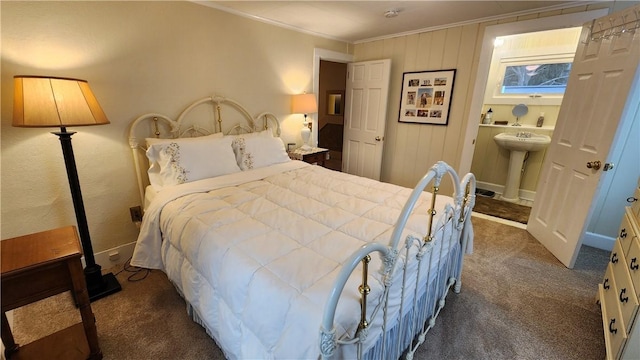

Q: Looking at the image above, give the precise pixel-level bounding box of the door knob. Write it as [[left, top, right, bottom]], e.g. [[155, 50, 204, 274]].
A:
[[586, 160, 601, 170], [375, 136, 383, 141]]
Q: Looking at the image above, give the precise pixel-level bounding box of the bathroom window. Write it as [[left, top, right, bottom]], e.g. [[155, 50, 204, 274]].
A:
[[486, 54, 575, 105], [484, 28, 582, 106], [501, 62, 572, 94]]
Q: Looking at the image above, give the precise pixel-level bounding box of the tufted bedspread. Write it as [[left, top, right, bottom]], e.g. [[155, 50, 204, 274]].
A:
[[131, 161, 462, 359]]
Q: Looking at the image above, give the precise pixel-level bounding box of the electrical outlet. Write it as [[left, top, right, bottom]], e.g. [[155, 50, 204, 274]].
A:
[[109, 251, 120, 262], [129, 206, 143, 223]]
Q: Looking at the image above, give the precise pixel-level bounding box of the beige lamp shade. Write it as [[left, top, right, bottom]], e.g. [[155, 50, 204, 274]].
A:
[[13, 76, 109, 127], [291, 93, 318, 115]]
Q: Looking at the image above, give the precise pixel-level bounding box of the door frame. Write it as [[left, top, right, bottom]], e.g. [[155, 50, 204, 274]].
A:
[[460, 9, 609, 176], [313, 48, 354, 147]]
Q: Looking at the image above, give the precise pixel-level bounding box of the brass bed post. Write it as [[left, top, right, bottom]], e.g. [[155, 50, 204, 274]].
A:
[[216, 104, 222, 133], [152, 116, 160, 138], [358, 255, 371, 332], [424, 185, 439, 243]]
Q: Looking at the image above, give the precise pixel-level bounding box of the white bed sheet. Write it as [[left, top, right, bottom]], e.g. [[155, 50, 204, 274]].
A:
[[143, 185, 157, 211], [131, 162, 461, 359]]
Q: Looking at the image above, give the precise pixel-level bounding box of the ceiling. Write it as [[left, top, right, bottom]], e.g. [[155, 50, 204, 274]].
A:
[[199, 1, 592, 43]]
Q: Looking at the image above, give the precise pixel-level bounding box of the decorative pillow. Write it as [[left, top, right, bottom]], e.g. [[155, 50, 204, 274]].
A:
[[229, 129, 272, 167], [146, 133, 224, 189], [146, 135, 240, 190], [232, 134, 290, 170]]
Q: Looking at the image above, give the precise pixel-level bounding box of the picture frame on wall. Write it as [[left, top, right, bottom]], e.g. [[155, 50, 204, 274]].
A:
[[398, 69, 456, 125]]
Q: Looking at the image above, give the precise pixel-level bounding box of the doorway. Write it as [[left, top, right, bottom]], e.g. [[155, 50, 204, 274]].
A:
[[461, 9, 609, 227], [312, 48, 353, 172], [318, 60, 347, 171], [470, 27, 581, 224]]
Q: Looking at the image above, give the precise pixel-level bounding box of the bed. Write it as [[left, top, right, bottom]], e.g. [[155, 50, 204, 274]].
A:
[[128, 94, 476, 359]]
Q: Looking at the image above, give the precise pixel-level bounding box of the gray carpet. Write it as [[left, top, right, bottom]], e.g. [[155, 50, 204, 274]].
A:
[[11, 216, 608, 359]]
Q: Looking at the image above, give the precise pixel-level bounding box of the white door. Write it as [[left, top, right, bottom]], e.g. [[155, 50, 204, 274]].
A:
[[342, 59, 391, 180], [528, 5, 640, 268]]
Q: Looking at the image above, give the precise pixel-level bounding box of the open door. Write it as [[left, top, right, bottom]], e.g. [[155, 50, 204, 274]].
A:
[[527, 4, 640, 268], [342, 59, 391, 180]]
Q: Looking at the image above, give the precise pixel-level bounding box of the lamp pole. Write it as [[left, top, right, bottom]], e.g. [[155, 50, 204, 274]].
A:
[[54, 127, 121, 301]]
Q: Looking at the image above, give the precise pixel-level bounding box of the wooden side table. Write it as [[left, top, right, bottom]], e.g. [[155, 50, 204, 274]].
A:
[[1, 226, 102, 360], [288, 147, 330, 167]]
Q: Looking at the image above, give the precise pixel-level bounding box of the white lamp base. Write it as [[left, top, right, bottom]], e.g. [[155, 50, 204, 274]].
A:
[[301, 121, 312, 150]]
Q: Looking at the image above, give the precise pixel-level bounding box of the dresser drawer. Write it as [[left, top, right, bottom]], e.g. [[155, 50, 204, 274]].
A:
[[304, 152, 326, 164], [627, 237, 640, 298], [610, 253, 639, 334], [630, 187, 640, 222], [618, 209, 638, 255], [611, 240, 628, 275], [600, 177, 640, 360], [601, 265, 628, 360]]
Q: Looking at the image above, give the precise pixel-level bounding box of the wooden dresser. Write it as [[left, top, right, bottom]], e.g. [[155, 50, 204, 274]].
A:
[[598, 179, 640, 359]]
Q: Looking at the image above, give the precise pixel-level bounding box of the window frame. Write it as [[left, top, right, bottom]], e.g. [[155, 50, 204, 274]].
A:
[[485, 52, 576, 106]]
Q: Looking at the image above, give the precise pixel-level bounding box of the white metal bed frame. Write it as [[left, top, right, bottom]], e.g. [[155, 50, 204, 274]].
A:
[[128, 94, 476, 359]]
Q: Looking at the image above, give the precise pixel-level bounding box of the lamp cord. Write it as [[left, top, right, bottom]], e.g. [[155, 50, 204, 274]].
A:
[[114, 257, 150, 282]]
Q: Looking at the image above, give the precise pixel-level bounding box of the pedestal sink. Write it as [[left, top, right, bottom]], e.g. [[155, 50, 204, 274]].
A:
[[494, 132, 551, 203]]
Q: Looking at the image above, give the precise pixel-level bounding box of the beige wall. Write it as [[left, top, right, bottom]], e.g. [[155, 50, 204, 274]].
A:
[[353, 3, 615, 193], [0, 1, 349, 260]]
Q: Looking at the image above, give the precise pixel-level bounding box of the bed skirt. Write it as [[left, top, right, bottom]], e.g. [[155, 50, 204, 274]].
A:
[[363, 241, 461, 359]]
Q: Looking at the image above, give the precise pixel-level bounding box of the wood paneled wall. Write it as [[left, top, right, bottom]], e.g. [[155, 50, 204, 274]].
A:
[[353, 4, 612, 194], [355, 25, 479, 193]]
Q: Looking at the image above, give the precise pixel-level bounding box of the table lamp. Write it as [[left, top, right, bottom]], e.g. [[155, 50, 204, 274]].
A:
[[291, 93, 318, 150], [13, 75, 122, 302]]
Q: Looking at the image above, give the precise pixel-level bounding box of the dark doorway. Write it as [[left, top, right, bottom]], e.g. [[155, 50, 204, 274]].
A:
[[318, 60, 347, 171]]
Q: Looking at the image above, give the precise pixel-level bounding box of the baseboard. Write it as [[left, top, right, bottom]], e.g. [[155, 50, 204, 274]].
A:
[[519, 189, 536, 202], [582, 231, 615, 251], [476, 181, 536, 202], [80, 241, 138, 270], [476, 181, 503, 196]]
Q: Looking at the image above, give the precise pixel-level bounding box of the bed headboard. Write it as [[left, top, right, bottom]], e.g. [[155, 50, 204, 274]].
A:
[[128, 94, 281, 205]]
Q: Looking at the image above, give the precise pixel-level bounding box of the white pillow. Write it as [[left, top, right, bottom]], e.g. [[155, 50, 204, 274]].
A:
[[229, 129, 272, 167], [146, 133, 226, 189], [232, 135, 291, 170], [146, 136, 240, 190]]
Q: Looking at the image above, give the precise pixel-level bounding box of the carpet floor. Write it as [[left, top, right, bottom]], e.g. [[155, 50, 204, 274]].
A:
[[11, 216, 609, 359], [473, 195, 532, 224]]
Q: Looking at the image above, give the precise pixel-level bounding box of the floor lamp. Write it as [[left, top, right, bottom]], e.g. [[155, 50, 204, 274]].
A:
[[13, 75, 122, 302]]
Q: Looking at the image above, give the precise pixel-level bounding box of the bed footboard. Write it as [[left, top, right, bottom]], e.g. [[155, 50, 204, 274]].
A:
[[320, 161, 476, 360]]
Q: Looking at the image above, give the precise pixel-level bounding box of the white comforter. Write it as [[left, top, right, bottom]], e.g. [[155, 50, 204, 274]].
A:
[[131, 161, 460, 359]]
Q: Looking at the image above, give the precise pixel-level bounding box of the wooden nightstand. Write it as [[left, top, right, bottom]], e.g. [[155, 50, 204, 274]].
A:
[[1, 226, 102, 360], [289, 147, 330, 167]]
